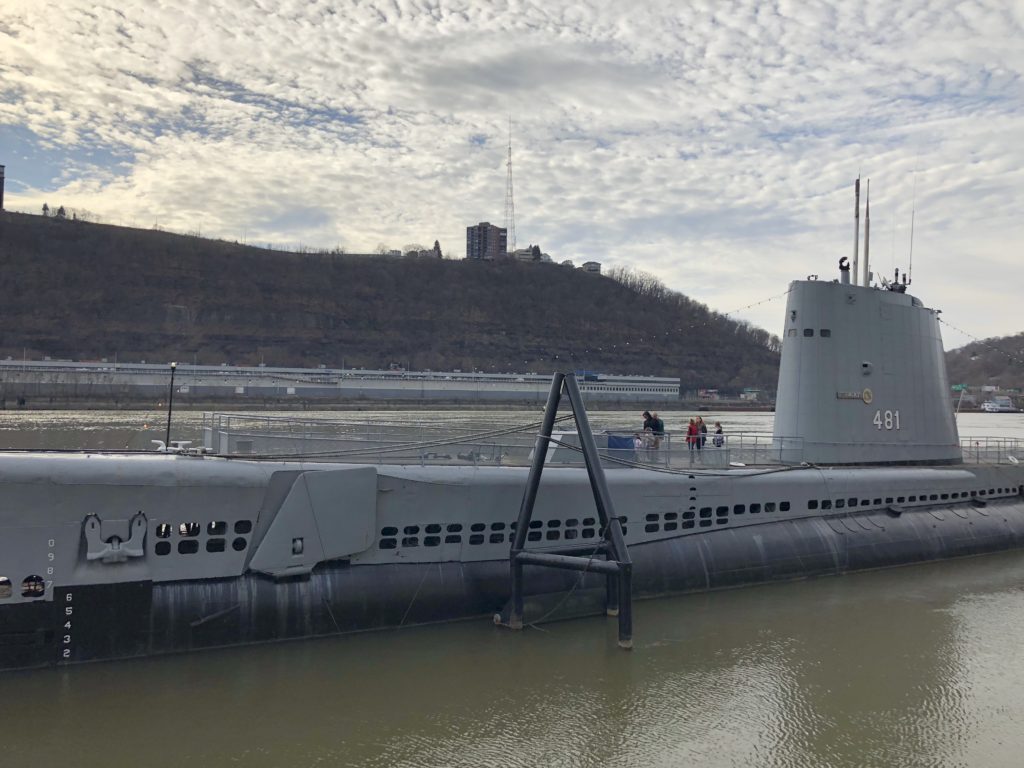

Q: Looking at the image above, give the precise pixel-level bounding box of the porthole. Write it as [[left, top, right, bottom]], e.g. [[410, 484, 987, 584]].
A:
[[565, 529, 578, 540], [471, 523, 486, 532], [803, 328, 814, 337], [699, 520, 712, 527], [929, 494, 938, 501], [808, 500, 819, 510], [444, 534, 462, 544], [491, 522, 506, 531], [909, 495, 918, 502], [155, 541, 171, 555], [836, 499, 845, 508], [489, 533, 504, 544], [764, 502, 776, 513], [699, 508, 712, 519], [565, 518, 579, 527], [382, 526, 398, 536], [664, 512, 678, 521], [178, 540, 199, 555], [749, 504, 761, 514], [425, 536, 441, 547], [21, 575, 45, 598], [821, 500, 832, 510], [847, 498, 857, 507], [232, 537, 247, 551], [820, 329, 832, 337], [402, 537, 419, 547], [873, 498, 882, 505], [547, 520, 561, 528], [885, 497, 894, 504], [156, 524, 172, 538], [206, 538, 226, 553], [582, 528, 595, 538], [733, 505, 745, 514], [682, 520, 695, 529], [664, 522, 678, 531], [234, 520, 253, 535], [425, 524, 441, 534], [179, 522, 201, 537], [207, 521, 226, 536], [716, 506, 728, 517], [404, 525, 421, 535], [379, 538, 397, 550], [780, 501, 791, 511], [645, 524, 659, 533], [0, 577, 12, 598], [646, 513, 659, 522], [583, 517, 596, 526], [897, 496, 906, 503], [545, 530, 560, 540], [446, 523, 463, 533]]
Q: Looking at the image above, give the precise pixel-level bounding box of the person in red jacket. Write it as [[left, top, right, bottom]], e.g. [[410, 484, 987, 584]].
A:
[[686, 418, 699, 463]]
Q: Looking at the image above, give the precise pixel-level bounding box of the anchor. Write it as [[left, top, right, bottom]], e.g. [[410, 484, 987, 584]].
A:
[[83, 512, 148, 563]]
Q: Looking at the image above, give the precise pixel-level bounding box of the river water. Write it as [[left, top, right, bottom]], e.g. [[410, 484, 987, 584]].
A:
[[2, 409, 1024, 768]]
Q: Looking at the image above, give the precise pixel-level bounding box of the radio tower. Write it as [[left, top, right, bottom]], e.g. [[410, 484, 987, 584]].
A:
[[504, 116, 516, 255]]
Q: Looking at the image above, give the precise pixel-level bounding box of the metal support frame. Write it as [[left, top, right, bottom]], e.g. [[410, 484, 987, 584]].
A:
[[506, 372, 634, 649]]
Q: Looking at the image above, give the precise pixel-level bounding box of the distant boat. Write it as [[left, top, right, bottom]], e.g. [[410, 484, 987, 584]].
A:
[[981, 396, 1018, 413]]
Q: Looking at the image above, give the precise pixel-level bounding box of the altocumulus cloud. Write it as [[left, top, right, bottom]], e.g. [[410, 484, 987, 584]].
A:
[[1, 0, 1022, 343]]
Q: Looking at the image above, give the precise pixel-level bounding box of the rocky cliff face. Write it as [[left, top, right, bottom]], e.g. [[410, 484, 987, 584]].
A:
[[0, 212, 781, 391]]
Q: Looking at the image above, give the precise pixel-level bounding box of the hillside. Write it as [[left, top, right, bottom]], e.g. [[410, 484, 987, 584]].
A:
[[0, 211, 781, 392], [945, 334, 1024, 391]]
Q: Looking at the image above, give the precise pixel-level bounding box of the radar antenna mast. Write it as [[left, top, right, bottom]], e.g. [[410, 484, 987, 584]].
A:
[[504, 116, 516, 255], [907, 169, 917, 285], [852, 176, 861, 286]]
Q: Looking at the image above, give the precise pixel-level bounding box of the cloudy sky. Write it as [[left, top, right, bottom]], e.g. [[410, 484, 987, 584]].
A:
[[1, 0, 1021, 346]]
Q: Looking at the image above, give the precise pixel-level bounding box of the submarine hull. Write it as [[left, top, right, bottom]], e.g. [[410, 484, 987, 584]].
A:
[[5, 496, 1023, 671]]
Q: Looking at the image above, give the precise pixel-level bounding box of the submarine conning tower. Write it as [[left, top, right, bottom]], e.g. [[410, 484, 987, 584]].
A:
[[772, 259, 961, 465]]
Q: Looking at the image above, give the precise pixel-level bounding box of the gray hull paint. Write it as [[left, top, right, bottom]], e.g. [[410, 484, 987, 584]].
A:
[[4, 490, 1024, 670]]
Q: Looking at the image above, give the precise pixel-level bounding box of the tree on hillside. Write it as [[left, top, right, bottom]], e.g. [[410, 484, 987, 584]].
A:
[[433, 240, 442, 259], [42, 203, 49, 217]]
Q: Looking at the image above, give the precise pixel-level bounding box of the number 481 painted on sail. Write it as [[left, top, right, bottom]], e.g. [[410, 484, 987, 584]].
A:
[[873, 410, 901, 430]]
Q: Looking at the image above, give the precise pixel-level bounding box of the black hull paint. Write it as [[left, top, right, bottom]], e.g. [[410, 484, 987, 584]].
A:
[[5, 499, 1024, 671]]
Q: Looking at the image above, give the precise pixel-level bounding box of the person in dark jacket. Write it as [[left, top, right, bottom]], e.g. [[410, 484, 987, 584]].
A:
[[642, 411, 656, 432], [713, 422, 725, 448], [697, 416, 708, 448]]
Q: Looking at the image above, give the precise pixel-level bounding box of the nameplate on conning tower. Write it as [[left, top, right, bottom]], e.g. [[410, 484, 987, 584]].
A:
[[836, 389, 873, 404]]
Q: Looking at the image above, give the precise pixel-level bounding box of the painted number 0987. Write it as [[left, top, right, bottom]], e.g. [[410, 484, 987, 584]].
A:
[[873, 409, 901, 430]]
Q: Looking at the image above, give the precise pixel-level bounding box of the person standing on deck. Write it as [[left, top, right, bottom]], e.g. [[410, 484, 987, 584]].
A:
[[642, 411, 656, 432], [713, 422, 725, 448], [650, 412, 665, 455], [686, 418, 699, 464]]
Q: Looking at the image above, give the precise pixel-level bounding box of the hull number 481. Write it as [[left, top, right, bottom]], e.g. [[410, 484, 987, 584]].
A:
[[873, 410, 901, 430]]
